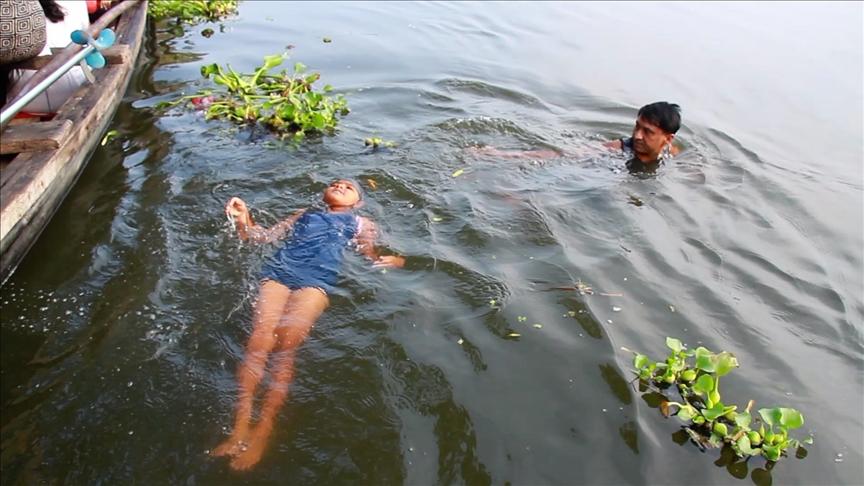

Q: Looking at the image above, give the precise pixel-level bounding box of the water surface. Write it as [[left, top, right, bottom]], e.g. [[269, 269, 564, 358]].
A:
[[2, 2, 862, 485]]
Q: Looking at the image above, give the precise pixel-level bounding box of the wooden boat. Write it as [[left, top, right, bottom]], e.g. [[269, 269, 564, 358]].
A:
[[0, 0, 148, 284]]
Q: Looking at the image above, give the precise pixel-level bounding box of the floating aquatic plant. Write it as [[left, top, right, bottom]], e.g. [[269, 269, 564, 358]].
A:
[[363, 137, 396, 149], [623, 337, 812, 463], [158, 53, 349, 143], [148, 0, 238, 22]]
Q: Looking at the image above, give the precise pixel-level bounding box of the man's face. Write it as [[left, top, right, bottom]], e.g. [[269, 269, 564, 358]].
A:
[[631, 116, 674, 162]]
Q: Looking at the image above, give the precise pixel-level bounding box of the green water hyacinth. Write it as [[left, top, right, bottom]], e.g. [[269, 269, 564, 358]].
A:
[[158, 53, 349, 143], [364, 137, 396, 149], [148, 0, 239, 22], [623, 337, 812, 464]]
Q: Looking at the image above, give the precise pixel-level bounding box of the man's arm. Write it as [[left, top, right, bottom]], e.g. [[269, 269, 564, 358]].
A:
[[602, 139, 624, 151], [467, 145, 564, 160], [356, 217, 405, 268]]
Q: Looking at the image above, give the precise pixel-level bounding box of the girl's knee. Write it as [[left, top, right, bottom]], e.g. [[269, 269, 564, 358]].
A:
[[274, 320, 313, 345]]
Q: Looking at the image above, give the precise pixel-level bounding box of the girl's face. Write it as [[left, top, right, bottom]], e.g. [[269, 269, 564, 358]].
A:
[[323, 179, 361, 208]]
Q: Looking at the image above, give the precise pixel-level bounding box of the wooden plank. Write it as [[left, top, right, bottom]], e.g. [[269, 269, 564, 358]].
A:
[[0, 120, 73, 154], [0, 153, 19, 174], [116, 0, 148, 48], [8, 45, 133, 70], [8, 117, 40, 127], [0, 152, 28, 188]]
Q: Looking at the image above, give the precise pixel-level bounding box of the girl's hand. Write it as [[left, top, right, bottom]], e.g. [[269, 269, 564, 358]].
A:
[[373, 255, 405, 268], [225, 197, 249, 223]]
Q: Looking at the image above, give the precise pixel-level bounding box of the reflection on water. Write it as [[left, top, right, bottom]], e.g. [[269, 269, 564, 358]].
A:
[[2, 2, 862, 485]]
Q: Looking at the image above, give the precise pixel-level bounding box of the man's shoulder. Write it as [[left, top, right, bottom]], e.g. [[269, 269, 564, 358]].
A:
[[602, 137, 633, 152]]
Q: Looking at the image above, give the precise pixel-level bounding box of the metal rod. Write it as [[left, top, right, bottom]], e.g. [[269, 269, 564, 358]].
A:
[[0, 47, 95, 125]]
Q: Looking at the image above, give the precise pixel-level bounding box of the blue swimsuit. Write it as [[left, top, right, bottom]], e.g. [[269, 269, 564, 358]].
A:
[[260, 211, 360, 293]]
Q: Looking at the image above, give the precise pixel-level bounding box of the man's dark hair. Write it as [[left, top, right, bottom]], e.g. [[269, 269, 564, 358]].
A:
[[638, 102, 681, 134]]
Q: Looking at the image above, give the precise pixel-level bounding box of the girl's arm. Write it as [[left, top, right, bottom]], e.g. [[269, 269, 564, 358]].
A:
[[225, 197, 305, 244], [355, 217, 405, 268]]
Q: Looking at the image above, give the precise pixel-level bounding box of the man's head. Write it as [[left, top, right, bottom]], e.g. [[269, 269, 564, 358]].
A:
[[323, 179, 362, 210], [631, 102, 681, 162]]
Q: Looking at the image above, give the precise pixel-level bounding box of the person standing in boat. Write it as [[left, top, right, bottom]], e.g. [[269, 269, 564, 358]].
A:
[[470, 101, 682, 173], [213, 179, 405, 470]]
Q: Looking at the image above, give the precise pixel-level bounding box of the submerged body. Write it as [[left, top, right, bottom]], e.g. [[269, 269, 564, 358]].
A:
[[469, 101, 682, 173], [261, 210, 361, 293]]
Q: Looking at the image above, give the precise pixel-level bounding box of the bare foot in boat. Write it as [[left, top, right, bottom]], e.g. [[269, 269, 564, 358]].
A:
[[211, 434, 249, 457]]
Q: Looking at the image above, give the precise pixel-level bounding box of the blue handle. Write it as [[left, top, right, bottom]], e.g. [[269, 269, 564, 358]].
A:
[[70, 28, 116, 68]]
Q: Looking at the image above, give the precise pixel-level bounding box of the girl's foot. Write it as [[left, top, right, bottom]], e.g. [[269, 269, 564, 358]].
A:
[[212, 434, 249, 457]]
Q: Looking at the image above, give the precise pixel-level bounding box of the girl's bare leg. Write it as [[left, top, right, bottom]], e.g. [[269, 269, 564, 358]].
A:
[[213, 280, 292, 457], [230, 288, 329, 470]]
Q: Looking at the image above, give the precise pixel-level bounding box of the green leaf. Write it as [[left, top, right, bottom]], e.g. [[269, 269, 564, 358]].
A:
[[294, 62, 307, 74], [736, 435, 755, 455], [779, 408, 804, 430], [666, 337, 683, 352], [759, 408, 782, 428], [213, 74, 229, 87], [669, 358, 686, 373], [201, 63, 221, 78], [676, 405, 696, 421], [734, 412, 752, 428], [262, 54, 285, 70], [701, 402, 726, 422], [714, 352, 739, 377], [100, 130, 119, 146], [633, 354, 649, 370], [693, 374, 714, 395], [310, 112, 326, 129], [694, 347, 716, 372], [762, 444, 781, 461]]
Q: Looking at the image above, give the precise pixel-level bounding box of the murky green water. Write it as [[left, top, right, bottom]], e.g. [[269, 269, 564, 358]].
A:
[[2, 2, 862, 484]]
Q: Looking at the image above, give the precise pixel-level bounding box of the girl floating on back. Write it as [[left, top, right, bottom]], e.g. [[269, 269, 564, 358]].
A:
[[213, 179, 404, 470]]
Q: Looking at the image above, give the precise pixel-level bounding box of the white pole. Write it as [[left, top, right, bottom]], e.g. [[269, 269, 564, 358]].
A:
[[0, 45, 96, 125]]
